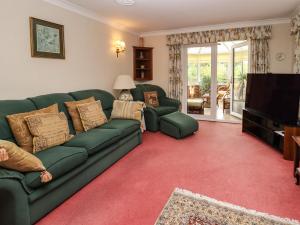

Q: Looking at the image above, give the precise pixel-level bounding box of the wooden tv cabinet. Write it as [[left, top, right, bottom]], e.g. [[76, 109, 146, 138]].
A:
[[242, 108, 300, 161]]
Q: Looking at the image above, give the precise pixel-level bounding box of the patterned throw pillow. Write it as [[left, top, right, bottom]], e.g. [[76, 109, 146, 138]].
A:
[[6, 104, 59, 152], [25, 112, 73, 153], [144, 91, 159, 107], [111, 100, 145, 122], [77, 100, 107, 132], [65, 97, 96, 133]]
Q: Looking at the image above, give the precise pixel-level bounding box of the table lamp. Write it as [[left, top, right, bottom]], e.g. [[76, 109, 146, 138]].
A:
[[113, 74, 136, 101]]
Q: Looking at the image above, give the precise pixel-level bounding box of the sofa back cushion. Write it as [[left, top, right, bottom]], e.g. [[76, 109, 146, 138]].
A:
[[29, 93, 76, 134], [69, 89, 115, 119], [131, 84, 166, 102], [0, 99, 37, 142]]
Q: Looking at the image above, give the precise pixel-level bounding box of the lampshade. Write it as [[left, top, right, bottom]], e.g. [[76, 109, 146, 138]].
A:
[[113, 74, 136, 90]]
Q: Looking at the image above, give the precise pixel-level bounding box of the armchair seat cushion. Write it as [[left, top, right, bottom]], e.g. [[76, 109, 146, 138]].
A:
[[152, 106, 178, 116], [64, 128, 121, 155], [100, 119, 140, 138], [25, 146, 88, 189]]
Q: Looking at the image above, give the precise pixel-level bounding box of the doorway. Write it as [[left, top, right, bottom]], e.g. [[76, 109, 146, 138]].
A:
[[183, 41, 249, 122]]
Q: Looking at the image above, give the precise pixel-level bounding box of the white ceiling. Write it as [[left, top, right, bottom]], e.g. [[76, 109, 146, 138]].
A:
[[65, 0, 299, 34]]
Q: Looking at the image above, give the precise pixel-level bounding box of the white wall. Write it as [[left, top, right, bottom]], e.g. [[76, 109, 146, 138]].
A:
[[269, 23, 294, 73], [0, 0, 138, 99], [143, 23, 294, 92]]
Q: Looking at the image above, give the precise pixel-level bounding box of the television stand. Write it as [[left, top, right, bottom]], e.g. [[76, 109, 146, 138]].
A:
[[242, 108, 300, 160]]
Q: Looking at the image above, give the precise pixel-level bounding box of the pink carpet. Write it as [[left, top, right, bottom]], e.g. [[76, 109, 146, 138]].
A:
[[37, 121, 300, 225]]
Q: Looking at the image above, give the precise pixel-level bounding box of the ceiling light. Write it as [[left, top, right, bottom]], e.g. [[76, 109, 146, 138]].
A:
[[115, 0, 135, 6]]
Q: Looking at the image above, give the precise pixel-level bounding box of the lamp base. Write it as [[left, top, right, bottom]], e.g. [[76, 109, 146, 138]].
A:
[[118, 89, 133, 101]]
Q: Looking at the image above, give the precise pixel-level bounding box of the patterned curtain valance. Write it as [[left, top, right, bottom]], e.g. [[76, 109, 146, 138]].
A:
[[166, 26, 272, 46]]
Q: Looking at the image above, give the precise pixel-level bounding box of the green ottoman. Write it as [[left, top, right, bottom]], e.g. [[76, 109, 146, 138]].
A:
[[160, 112, 199, 139]]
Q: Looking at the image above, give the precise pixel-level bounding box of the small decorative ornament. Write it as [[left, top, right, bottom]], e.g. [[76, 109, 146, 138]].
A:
[[275, 52, 286, 62], [139, 51, 144, 59]]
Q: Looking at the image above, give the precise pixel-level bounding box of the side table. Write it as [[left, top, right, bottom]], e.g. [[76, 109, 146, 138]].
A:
[[292, 136, 300, 185]]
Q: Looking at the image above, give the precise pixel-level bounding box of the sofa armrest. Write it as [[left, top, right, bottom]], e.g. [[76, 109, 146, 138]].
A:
[[0, 177, 30, 225], [159, 97, 181, 109]]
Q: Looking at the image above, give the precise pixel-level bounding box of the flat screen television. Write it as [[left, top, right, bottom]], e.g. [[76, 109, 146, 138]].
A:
[[245, 73, 300, 126]]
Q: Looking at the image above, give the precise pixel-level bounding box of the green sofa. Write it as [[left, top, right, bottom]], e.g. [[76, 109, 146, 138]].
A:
[[0, 89, 142, 225], [130, 84, 181, 131]]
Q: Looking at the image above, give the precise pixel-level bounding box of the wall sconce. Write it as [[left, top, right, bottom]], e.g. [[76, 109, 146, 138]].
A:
[[115, 40, 126, 58]]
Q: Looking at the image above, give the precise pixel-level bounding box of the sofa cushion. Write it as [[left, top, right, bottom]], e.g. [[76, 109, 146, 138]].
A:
[[25, 112, 73, 152], [25, 146, 88, 189], [69, 89, 115, 119], [0, 99, 37, 142], [153, 106, 177, 116], [0, 140, 46, 173], [110, 100, 145, 122], [77, 101, 107, 131], [6, 104, 59, 152], [64, 128, 121, 155], [100, 119, 140, 138], [65, 97, 96, 133], [29, 93, 76, 134], [144, 91, 159, 107]]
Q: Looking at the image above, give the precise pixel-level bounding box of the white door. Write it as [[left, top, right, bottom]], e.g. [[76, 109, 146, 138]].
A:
[[230, 42, 249, 119], [183, 44, 218, 121]]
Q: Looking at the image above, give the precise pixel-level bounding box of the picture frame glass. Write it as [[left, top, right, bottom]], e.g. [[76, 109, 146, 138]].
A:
[[36, 24, 60, 54]]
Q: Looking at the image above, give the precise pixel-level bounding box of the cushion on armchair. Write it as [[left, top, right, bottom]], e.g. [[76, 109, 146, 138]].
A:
[[152, 106, 178, 116]]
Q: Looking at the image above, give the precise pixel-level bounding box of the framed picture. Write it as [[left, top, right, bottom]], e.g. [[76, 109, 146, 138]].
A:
[[30, 17, 65, 59]]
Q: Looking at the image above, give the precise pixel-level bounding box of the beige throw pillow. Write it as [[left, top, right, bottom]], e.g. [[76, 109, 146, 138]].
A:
[[77, 100, 107, 131], [25, 112, 73, 153], [0, 140, 53, 183], [6, 104, 59, 152], [65, 97, 96, 133], [111, 100, 145, 122]]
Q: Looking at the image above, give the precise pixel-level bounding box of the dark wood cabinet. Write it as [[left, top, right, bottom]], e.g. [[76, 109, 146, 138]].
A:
[[242, 108, 300, 160], [133, 46, 153, 81]]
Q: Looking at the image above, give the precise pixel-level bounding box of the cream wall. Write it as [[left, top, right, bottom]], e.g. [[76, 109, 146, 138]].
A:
[[143, 23, 294, 92], [0, 0, 138, 99], [269, 23, 294, 73]]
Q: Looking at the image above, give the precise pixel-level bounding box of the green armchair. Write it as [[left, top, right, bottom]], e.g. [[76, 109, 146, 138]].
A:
[[131, 84, 181, 131]]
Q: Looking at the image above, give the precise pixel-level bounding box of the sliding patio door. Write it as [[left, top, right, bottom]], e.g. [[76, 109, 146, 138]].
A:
[[183, 44, 217, 120], [231, 42, 249, 119]]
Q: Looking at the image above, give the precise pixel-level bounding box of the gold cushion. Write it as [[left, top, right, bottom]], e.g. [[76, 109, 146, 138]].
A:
[[25, 112, 73, 152], [6, 104, 59, 152], [0, 140, 45, 172], [65, 97, 96, 133], [111, 100, 145, 122], [77, 101, 107, 131], [144, 91, 159, 107]]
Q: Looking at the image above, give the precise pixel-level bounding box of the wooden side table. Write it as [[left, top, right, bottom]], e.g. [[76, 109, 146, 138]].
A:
[[292, 136, 300, 185]]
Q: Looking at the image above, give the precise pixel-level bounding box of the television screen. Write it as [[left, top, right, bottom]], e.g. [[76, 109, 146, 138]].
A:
[[245, 73, 300, 125]]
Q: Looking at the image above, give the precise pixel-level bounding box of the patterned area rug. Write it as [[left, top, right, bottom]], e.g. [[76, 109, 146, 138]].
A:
[[155, 188, 300, 225]]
